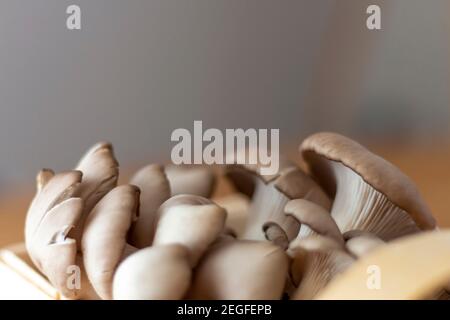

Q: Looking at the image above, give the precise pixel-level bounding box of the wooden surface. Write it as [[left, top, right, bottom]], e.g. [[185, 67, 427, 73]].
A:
[[1, 145, 449, 247]]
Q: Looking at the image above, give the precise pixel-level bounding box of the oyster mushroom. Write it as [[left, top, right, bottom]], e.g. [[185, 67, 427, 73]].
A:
[[152, 194, 226, 267], [25, 170, 97, 299], [128, 164, 171, 248], [113, 244, 191, 300], [81, 184, 139, 300], [226, 162, 331, 243], [300, 132, 436, 240], [72, 142, 119, 248], [188, 239, 288, 300], [282, 199, 344, 246], [165, 164, 216, 197], [317, 230, 450, 300], [343, 230, 385, 258], [214, 193, 250, 238], [288, 234, 354, 300]]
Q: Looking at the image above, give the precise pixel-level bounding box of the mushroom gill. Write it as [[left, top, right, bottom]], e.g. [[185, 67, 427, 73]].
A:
[[288, 235, 354, 300], [300, 132, 436, 241]]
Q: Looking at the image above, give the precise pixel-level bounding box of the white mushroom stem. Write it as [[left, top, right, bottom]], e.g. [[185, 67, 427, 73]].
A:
[[329, 161, 420, 240]]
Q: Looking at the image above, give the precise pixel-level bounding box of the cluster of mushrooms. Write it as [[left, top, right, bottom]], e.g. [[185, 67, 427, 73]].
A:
[[25, 132, 448, 300]]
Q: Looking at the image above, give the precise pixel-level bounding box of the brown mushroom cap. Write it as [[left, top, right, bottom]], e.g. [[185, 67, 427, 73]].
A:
[[165, 165, 216, 198], [128, 164, 171, 248], [25, 170, 102, 299], [28, 197, 83, 298], [81, 184, 139, 300], [72, 142, 119, 248], [152, 195, 226, 267], [301, 132, 436, 232], [188, 239, 288, 300], [317, 230, 450, 300], [226, 162, 331, 242], [283, 199, 344, 246], [25, 170, 82, 241], [113, 244, 191, 300]]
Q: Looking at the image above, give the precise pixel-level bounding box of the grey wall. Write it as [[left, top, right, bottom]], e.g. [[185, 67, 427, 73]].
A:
[[0, 0, 449, 191]]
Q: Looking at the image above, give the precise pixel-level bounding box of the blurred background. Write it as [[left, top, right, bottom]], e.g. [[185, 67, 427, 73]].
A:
[[1, 0, 449, 245]]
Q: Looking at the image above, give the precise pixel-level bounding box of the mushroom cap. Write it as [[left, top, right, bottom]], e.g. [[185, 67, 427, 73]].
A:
[[165, 165, 216, 198], [343, 230, 385, 258], [226, 162, 331, 207], [300, 132, 436, 230], [153, 195, 226, 267], [214, 193, 250, 238], [28, 197, 84, 298], [284, 199, 344, 246], [188, 239, 288, 300], [317, 230, 450, 299], [72, 142, 119, 248], [75, 142, 119, 211], [25, 170, 82, 244], [128, 164, 171, 248], [113, 244, 191, 300], [81, 184, 140, 300]]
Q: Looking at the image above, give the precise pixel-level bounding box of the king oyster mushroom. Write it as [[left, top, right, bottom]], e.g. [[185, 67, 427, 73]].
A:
[[81, 184, 140, 300], [288, 234, 354, 300], [225, 161, 331, 245], [165, 164, 216, 198], [113, 244, 192, 300], [317, 230, 450, 300], [300, 132, 436, 240], [128, 164, 171, 248], [187, 238, 288, 300], [152, 194, 227, 267], [72, 142, 119, 249]]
